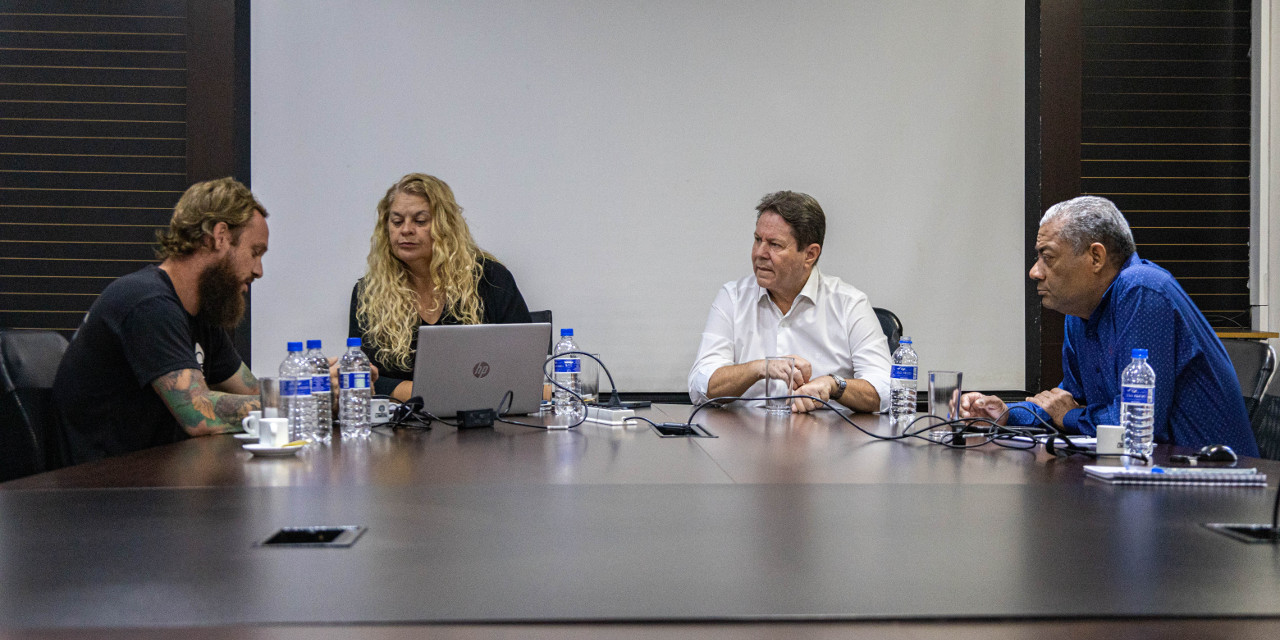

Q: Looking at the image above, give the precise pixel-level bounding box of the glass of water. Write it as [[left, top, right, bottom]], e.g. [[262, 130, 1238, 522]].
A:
[[764, 356, 795, 414], [927, 370, 963, 439]]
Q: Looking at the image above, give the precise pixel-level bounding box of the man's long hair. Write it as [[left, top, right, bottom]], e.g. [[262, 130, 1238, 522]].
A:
[[357, 173, 492, 370]]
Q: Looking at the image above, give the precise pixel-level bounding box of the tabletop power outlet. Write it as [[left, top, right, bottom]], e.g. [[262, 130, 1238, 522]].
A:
[[586, 405, 635, 425]]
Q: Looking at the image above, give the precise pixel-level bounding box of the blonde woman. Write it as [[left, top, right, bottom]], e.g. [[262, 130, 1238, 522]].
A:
[[349, 174, 532, 401]]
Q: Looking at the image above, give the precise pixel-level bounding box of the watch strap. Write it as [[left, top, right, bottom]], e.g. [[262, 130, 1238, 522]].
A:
[[829, 374, 847, 400]]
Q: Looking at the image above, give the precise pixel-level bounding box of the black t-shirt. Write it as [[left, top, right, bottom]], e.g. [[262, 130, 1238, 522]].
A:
[[348, 258, 532, 396], [53, 265, 242, 463]]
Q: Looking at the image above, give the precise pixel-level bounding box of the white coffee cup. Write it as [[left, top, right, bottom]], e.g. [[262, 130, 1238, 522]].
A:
[[257, 417, 290, 448], [1096, 424, 1124, 455], [241, 410, 262, 438]]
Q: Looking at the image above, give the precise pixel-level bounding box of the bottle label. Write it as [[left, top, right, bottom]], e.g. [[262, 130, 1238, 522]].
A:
[[554, 358, 581, 374], [341, 372, 370, 390], [280, 378, 298, 397], [1122, 384, 1153, 404], [890, 365, 917, 381], [311, 374, 331, 394], [294, 377, 311, 397]]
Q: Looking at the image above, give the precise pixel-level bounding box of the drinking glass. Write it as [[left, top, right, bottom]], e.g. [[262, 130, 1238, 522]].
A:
[[927, 371, 963, 442], [259, 376, 284, 419], [764, 356, 795, 414], [580, 354, 600, 404]]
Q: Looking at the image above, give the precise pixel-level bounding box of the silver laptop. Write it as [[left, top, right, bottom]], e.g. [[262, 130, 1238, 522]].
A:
[[411, 323, 551, 416]]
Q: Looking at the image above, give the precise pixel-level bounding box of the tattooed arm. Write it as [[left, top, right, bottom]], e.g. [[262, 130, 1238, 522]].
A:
[[152, 368, 260, 436], [209, 363, 259, 396]]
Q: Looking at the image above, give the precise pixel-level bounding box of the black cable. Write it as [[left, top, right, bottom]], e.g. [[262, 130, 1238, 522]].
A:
[[386, 396, 451, 429], [495, 350, 614, 430], [680, 394, 1148, 460], [625, 415, 662, 428], [518, 350, 617, 430], [494, 389, 577, 429], [623, 414, 698, 435]]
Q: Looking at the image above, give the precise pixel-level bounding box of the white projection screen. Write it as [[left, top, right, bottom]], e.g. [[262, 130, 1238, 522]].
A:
[[250, 0, 1026, 393]]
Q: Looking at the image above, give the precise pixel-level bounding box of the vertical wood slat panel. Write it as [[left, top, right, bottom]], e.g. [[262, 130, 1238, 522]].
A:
[[185, 0, 251, 362], [0, 0, 188, 334], [1037, 0, 1083, 391], [1080, 0, 1252, 329]]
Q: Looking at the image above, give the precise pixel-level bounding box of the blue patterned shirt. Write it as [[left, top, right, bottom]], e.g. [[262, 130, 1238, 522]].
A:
[[1009, 253, 1258, 456]]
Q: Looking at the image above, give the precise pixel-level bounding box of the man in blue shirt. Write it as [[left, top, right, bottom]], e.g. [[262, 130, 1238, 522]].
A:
[[959, 196, 1258, 456]]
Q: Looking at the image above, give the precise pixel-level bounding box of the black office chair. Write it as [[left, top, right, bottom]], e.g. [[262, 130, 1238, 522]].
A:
[[1251, 383, 1280, 461], [0, 329, 72, 481], [1222, 339, 1276, 421], [872, 307, 903, 354], [529, 309, 553, 354]]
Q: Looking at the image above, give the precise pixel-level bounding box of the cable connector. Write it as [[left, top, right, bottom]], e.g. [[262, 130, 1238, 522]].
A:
[[456, 408, 496, 429], [586, 405, 635, 425]]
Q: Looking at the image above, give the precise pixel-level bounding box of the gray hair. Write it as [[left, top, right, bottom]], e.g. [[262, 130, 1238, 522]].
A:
[[1039, 196, 1135, 267]]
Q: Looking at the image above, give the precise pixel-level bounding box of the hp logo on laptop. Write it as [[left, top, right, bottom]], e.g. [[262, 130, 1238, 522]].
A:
[[472, 362, 490, 378]]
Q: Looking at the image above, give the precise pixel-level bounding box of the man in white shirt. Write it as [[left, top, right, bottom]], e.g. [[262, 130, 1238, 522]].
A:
[[688, 191, 891, 413]]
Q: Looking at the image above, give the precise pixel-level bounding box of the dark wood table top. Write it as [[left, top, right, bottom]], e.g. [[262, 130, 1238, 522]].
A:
[[8, 404, 1271, 490], [3, 404, 1279, 637]]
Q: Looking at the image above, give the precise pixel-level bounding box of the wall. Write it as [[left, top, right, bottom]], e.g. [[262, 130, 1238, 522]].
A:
[[249, 0, 1026, 392]]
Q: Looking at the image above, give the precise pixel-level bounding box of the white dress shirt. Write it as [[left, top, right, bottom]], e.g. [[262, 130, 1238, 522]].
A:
[[687, 267, 892, 411]]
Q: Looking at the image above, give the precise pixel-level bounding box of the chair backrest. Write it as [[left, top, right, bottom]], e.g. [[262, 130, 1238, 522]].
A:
[[872, 307, 903, 354], [528, 309, 553, 354], [1253, 393, 1280, 460], [0, 330, 71, 482], [1221, 339, 1276, 420]]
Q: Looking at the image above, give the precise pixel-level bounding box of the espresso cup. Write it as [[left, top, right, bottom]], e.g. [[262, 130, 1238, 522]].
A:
[[257, 417, 290, 448], [241, 410, 262, 438], [1096, 424, 1124, 455]]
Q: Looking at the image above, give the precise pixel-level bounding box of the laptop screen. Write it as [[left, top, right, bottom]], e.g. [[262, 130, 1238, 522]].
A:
[[411, 323, 551, 416]]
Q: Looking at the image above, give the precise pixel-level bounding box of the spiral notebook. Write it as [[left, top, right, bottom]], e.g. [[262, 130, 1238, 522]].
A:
[[1084, 465, 1267, 487]]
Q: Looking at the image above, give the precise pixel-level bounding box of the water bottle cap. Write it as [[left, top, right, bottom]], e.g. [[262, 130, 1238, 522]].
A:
[[287, 341, 303, 352], [1132, 348, 1148, 359], [346, 337, 362, 348], [561, 328, 573, 337], [306, 339, 322, 349], [900, 337, 911, 344]]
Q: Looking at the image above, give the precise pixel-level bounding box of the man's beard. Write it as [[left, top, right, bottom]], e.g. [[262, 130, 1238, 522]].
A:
[[196, 255, 247, 330]]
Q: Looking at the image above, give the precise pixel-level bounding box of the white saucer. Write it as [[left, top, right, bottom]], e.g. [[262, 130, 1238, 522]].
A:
[[233, 433, 258, 442], [242, 443, 304, 457]]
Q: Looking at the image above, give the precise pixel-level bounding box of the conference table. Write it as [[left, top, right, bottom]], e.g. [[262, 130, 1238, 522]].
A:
[[3, 404, 1280, 639]]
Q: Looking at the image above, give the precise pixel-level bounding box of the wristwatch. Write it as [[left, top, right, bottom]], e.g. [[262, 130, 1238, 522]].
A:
[[829, 374, 847, 400]]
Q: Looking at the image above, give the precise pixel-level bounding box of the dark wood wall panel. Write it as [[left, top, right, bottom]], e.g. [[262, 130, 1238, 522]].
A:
[[1, 1, 188, 334], [1034, 0, 1082, 391], [1080, 0, 1251, 330]]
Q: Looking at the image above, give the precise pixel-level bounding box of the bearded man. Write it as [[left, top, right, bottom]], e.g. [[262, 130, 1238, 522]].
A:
[[54, 177, 270, 462]]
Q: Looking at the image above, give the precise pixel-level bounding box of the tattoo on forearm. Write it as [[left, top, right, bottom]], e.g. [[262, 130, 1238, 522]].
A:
[[153, 368, 260, 435], [213, 391, 259, 424], [237, 364, 258, 393]]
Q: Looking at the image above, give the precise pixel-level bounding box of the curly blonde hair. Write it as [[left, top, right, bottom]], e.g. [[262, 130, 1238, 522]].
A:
[[156, 177, 267, 258], [357, 174, 493, 370]]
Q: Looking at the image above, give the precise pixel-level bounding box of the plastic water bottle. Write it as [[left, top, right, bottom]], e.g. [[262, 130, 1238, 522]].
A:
[[279, 341, 314, 442], [304, 339, 332, 442], [1121, 348, 1156, 461], [338, 337, 372, 439], [552, 328, 581, 418], [889, 337, 918, 424]]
